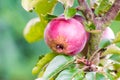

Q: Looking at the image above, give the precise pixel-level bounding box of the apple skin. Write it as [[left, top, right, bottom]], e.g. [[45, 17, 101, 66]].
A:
[[44, 16, 89, 56], [101, 27, 115, 40]]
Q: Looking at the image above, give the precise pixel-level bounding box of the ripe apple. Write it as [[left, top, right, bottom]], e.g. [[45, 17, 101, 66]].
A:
[[44, 16, 89, 56]]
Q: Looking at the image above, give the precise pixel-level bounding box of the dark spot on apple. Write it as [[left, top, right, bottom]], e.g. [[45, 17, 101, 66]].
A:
[[56, 44, 64, 50]]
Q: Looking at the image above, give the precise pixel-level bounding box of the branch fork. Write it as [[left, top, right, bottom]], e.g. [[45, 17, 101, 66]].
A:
[[77, 0, 120, 65]]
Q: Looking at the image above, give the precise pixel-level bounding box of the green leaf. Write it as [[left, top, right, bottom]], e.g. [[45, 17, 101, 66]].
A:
[[64, 7, 77, 19], [84, 21, 96, 32], [99, 39, 111, 49], [113, 32, 120, 43], [113, 63, 120, 70], [96, 73, 106, 80], [115, 12, 120, 21], [56, 68, 77, 80], [58, 0, 74, 8], [103, 45, 120, 55], [21, 0, 34, 12], [23, 17, 47, 43], [37, 66, 46, 78], [32, 52, 58, 75], [56, 68, 84, 80], [42, 55, 74, 79], [22, 0, 57, 15], [33, 0, 57, 15], [85, 72, 95, 80], [95, 0, 113, 15], [113, 63, 120, 77], [109, 54, 120, 62], [106, 73, 115, 80], [73, 70, 85, 80], [44, 14, 57, 22], [85, 72, 106, 80], [38, 55, 45, 60]]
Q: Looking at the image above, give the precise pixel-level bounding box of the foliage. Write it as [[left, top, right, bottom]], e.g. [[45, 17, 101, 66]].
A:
[[21, 0, 120, 80], [23, 17, 44, 43], [64, 7, 77, 19], [32, 52, 58, 75]]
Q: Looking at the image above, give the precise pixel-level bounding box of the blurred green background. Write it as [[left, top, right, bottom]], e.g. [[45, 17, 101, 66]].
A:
[[0, 0, 120, 80], [0, 0, 51, 80]]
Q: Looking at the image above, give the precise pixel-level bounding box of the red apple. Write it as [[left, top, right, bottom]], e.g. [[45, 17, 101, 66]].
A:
[[44, 16, 89, 56]]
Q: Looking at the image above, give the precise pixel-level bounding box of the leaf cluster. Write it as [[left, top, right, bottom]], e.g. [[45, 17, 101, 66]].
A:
[[21, 0, 120, 79]]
